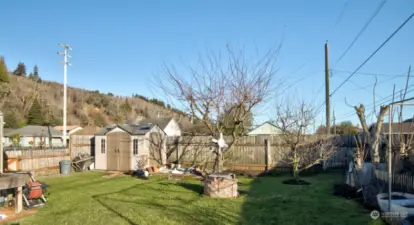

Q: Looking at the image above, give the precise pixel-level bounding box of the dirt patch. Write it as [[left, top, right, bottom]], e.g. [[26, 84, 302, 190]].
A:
[[102, 171, 126, 179], [0, 208, 38, 223]]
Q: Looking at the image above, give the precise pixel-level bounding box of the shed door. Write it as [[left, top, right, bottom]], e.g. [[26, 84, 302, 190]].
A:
[[119, 134, 131, 171], [107, 132, 131, 171]]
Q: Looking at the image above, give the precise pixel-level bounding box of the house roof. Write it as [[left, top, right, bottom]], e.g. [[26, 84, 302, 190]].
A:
[[96, 123, 161, 136], [55, 125, 81, 131], [71, 126, 102, 135], [133, 118, 172, 130], [248, 121, 280, 134], [380, 122, 414, 134], [4, 125, 62, 137], [3, 128, 13, 135]]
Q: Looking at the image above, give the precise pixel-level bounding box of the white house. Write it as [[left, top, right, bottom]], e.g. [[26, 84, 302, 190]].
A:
[[3, 125, 64, 147], [248, 122, 281, 136], [94, 123, 167, 171], [131, 118, 181, 137], [55, 125, 83, 136]]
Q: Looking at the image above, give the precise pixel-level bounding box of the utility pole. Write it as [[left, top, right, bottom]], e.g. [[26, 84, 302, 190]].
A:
[[325, 41, 330, 137], [58, 44, 72, 147], [333, 109, 336, 135], [0, 111, 3, 174]]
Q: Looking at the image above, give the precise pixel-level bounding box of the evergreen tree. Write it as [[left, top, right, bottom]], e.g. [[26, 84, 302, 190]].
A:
[[120, 99, 132, 120], [3, 111, 18, 128], [94, 113, 106, 127], [33, 65, 40, 81], [27, 99, 44, 125], [0, 56, 9, 83], [28, 72, 34, 79], [13, 62, 27, 76]]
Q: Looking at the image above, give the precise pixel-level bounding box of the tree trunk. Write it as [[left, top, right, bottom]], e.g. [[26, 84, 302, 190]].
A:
[[293, 148, 299, 180]]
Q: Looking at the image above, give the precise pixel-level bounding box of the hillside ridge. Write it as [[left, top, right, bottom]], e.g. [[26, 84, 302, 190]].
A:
[[0, 73, 189, 128]]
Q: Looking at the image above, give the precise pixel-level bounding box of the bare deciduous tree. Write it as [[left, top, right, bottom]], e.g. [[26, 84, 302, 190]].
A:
[[352, 66, 412, 168], [136, 155, 149, 170], [274, 99, 336, 180], [156, 44, 281, 171]]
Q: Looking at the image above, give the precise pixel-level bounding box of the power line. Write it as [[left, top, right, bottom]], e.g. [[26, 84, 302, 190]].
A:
[[330, 12, 414, 97], [331, 69, 384, 98], [331, 0, 350, 34], [315, 83, 325, 98], [336, 83, 414, 119], [331, 69, 412, 77], [276, 70, 323, 97], [335, 0, 387, 64], [350, 76, 400, 91]]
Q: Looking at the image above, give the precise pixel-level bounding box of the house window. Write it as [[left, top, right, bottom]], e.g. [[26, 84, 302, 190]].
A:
[[101, 139, 106, 154], [133, 139, 138, 155]]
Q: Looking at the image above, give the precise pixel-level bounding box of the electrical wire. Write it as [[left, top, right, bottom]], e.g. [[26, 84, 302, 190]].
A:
[[331, 69, 413, 77], [335, 0, 387, 64], [336, 83, 414, 120], [331, 0, 350, 35], [330, 12, 414, 97], [350, 76, 400, 91]]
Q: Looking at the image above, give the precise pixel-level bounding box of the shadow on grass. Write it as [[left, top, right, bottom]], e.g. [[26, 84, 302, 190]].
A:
[[176, 182, 204, 195], [91, 179, 164, 225], [238, 168, 374, 225], [91, 180, 236, 225]]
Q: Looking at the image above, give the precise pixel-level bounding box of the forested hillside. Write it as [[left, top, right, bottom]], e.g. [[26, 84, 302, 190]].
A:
[[0, 58, 188, 128]]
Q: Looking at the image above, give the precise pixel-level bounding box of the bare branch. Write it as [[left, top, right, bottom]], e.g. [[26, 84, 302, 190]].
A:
[[154, 44, 281, 152]]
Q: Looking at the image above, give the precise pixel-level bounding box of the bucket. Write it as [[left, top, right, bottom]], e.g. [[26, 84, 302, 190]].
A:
[[59, 160, 71, 175]]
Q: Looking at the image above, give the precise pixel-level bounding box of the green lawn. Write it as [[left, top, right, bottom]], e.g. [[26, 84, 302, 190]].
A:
[[13, 171, 384, 225]]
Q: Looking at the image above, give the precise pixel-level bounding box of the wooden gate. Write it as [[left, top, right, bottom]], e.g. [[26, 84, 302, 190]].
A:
[[107, 132, 131, 171]]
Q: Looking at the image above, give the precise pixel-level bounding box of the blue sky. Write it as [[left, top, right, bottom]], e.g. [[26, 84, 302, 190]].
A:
[[1, 0, 413, 129]]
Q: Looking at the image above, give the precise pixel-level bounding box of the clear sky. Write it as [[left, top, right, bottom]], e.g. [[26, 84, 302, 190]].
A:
[[1, 0, 413, 129]]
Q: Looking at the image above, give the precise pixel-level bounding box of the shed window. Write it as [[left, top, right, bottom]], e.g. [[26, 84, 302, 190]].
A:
[[101, 139, 106, 154], [133, 139, 138, 155]]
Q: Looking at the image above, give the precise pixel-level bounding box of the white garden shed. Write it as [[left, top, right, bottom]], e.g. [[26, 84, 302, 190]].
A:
[[94, 123, 167, 172]]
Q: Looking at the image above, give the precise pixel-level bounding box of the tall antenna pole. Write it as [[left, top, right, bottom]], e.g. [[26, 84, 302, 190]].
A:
[[333, 109, 336, 135], [325, 41, 331, 137], [0, 111, 4, 174], [58, 44, 72, 147]]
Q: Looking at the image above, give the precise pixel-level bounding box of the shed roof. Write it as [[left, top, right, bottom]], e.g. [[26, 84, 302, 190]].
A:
[[96, 123, 160, 136], [4, 125, 61, 137], [134, 118, 172, 130]]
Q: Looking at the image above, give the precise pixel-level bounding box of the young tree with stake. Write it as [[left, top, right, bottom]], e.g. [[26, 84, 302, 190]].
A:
[[274, 99, 336, 182]]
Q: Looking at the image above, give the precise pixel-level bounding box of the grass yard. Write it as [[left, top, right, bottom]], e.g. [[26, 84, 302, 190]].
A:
[[12, 171, 384, 225]]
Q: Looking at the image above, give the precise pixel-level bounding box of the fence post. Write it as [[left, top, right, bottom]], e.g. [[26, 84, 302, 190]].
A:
[[264, 139, 272, 171]]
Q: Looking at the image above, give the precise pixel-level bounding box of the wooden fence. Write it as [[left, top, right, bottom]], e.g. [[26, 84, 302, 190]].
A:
[[166, 136, 350, 172], [5, 148, 70, 176], [375, 170, 414, 194], [70, 135, 95, 158]]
